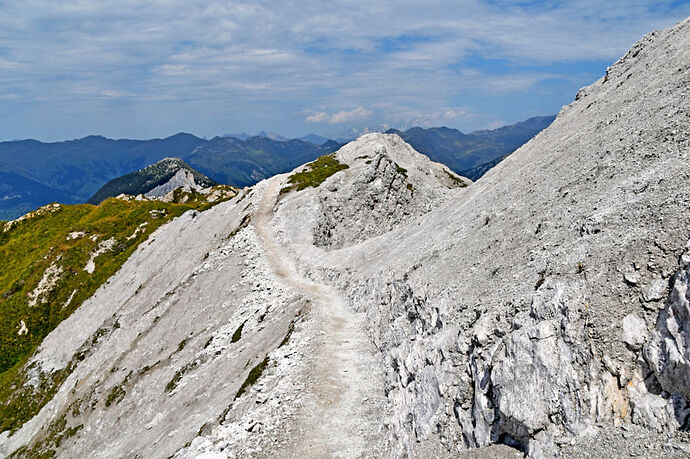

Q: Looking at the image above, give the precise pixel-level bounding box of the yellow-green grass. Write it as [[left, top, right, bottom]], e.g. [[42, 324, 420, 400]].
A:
[[280, 153, 349, 194]]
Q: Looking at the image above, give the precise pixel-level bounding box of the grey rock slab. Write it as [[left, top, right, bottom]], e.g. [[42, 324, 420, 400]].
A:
[[622, 313, 648, 350], [645, 247, 690, 398]]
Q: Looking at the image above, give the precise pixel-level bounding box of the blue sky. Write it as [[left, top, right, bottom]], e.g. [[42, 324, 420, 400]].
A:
[[0, 0, 689, 141]]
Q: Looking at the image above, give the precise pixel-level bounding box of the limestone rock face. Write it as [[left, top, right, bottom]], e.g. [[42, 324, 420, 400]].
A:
[[87, 157, 217, 204], [645, 247, 690, 398], [623, 313, 648, 350], [146, 169, 201, 197]]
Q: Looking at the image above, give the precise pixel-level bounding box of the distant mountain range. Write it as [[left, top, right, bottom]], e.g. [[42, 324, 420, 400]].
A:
[[223, 131, 289, 141], [0, 116, 554, 220], [387, 115, 556, 180], [0, 134, 337, 220], [184, 136, 341, 190], [0, 133, 207, 220], [223, 131, 330, 145]]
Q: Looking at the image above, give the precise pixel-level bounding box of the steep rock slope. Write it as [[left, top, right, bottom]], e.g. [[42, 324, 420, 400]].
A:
[[0, 159, 397, 456], [87, 157, 217, 204], [267, 17, 690, 457], [0, 188, 239, 438]]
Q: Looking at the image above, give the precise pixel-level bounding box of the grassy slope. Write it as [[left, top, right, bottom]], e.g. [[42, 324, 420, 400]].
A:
[[0, 188, 234, 434], [280, 153, 349, 194]]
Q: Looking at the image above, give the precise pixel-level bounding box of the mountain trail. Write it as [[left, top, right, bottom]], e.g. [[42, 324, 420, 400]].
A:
[[253, 179, 387, 458]]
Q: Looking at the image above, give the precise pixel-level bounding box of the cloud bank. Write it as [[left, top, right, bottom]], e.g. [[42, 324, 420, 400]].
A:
[[0, 1, 688, 140]]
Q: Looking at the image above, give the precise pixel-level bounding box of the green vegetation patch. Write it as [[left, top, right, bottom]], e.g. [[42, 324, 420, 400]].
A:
[[165, 361, 197, 393], [279, 320, 296, 348], [395, 163, 408, 177], [0, 321, 118, 435], [0, 360, 75, 435], [280, 154, 349, 194], [235, 356, 269, 400], [231, 321, 246, 344], [105, 371, 131, 407], [169, 185, 237, 211], [105, 384, 126, 408], [444, 169, 467, 187], [8, 409, 83, 458], [0, 194, 230, 434]]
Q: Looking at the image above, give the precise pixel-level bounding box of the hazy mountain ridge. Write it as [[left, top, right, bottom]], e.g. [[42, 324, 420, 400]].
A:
[[0, 133, 207, 219], [184, 136, 339, 188], [386, 115, 555, 175], [0, 172, 79, 221], [0, 117, 552, 220], [0, 134, 334, 220], [458, 154, 508, 181]]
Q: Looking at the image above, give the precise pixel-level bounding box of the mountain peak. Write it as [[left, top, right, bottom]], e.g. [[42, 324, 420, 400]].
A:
[[87, 157, 217, 204], [276, 132, 469, 249]]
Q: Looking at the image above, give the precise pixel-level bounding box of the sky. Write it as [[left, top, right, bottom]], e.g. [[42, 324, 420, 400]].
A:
[[0, 1, 689, 142]]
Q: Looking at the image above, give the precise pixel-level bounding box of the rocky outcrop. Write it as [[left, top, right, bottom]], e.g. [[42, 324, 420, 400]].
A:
[[277, 133, 469, 251], [311, 138, 468, 249], [87, 157, 217, 204], [146, 169, 201, 197], [645, 244, 690, 410]]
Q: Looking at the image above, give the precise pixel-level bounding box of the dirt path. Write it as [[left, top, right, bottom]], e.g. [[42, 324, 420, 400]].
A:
[[253, 179, 387, 458]]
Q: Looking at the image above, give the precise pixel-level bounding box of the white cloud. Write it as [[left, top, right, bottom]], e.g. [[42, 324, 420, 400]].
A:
[[305, 111, 329, 123], [306, 107, 372, 124], [329, 107, 372, 123], [386, 106, 475, 128]]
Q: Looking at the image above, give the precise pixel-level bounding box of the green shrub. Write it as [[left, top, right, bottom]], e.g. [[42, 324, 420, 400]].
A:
[[444, 169, 467, 187], [104, 385, 125, 407], [235, 356, 269, 399], [231, 321, 246, 344]]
